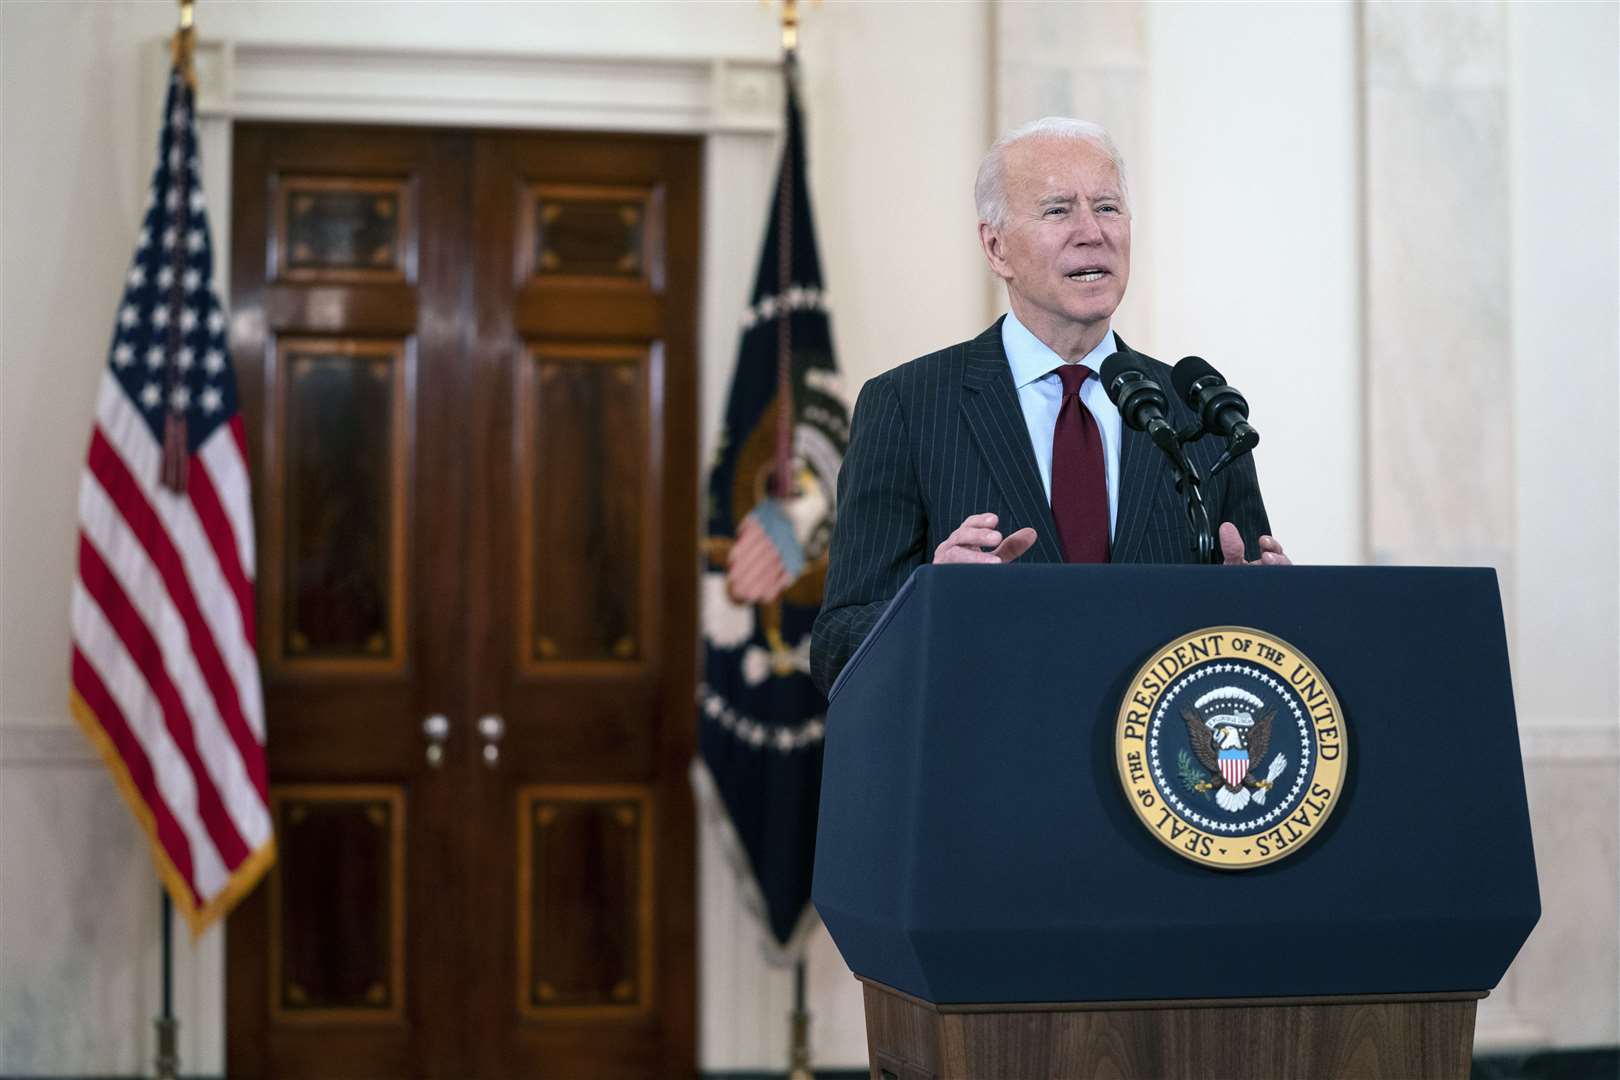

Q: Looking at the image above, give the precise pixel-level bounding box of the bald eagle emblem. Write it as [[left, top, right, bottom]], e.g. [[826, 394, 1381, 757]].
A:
[[1181, 686, 1288, 813]]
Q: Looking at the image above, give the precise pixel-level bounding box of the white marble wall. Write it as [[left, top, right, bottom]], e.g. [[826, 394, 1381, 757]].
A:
[[1363, 1, 1516, 581], [1495, 735, 1620, 1048], [1141, 2, 1362, 567], [1506, 1, 1620, 737], [1361, 0, 1619, 1049], [0, 725, 223, 1074], [1496, 0, 1620, 1049]]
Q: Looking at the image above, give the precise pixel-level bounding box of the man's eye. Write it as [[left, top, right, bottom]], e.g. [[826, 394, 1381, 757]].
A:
[[1097, 204, 1120, 214], [1044, 207, 1067, 217]]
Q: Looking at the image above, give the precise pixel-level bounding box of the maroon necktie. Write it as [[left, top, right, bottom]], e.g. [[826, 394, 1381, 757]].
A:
[[1051, 364, 1110, 563]]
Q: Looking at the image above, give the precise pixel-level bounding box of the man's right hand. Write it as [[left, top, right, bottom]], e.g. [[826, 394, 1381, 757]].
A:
[[932, 512, 1038, 565]]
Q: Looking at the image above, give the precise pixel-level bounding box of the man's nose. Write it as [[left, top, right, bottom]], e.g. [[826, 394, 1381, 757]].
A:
[[1070, 208, 1105, 244]]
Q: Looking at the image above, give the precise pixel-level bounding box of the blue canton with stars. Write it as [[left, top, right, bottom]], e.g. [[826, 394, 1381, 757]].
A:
[[108, 68, 238, 454]]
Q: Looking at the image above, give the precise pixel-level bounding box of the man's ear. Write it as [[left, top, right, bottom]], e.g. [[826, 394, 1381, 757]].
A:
[[978, 221, 1011, 280]]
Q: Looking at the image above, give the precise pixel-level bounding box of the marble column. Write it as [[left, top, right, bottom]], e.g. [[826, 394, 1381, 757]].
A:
[[1361, 2, 1514, 580], [1362, 0, 1619, 1049]]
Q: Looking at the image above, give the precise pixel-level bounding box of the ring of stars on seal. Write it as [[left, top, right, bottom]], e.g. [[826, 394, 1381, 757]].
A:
[[1148, 663, 1313, 834]]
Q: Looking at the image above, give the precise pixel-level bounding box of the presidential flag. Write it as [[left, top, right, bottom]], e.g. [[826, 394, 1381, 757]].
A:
[[69, 66, 274, 934], [695, 63, 848, 956]]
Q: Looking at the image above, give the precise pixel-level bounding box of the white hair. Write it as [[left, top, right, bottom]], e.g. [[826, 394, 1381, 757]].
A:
[[974, 117, 1131, 230]]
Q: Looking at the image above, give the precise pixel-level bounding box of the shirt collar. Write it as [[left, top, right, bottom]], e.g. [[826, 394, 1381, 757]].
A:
[[1001, 308, 1118, 391]]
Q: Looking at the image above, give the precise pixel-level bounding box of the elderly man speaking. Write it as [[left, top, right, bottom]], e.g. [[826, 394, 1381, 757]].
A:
[[809, 118, 1290, 695]]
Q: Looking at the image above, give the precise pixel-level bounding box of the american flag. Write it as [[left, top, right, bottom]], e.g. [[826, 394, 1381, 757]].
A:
[[69, 67, 274, 934]]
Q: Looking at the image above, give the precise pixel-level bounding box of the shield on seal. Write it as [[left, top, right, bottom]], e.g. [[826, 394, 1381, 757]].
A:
[[1219, 748, 1249, 789]]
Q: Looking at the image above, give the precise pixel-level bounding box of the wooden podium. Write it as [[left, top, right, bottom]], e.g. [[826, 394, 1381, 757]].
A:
[[861, 980, 1483, 1079], [812, 566, 1540, 1080]]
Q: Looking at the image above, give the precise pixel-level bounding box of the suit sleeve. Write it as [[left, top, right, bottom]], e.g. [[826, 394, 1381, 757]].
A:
[[1218, 451, 1274, 561], [810, 376, 928, 696]]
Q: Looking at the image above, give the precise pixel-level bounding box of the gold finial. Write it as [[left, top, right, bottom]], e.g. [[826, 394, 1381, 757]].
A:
[[171, 0, 196, 90], [780, 0, 800, 55], [764, 0, 817, 57]]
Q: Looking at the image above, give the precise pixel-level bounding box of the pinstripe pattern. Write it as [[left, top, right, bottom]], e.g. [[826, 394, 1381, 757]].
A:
[[810, 319, 1273, 694]]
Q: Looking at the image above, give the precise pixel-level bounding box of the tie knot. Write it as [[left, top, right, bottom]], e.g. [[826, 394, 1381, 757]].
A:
[[1056, 363, 1092, 396]]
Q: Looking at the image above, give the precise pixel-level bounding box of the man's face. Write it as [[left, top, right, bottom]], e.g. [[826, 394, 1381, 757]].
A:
[[980, 137, 1132, 347]]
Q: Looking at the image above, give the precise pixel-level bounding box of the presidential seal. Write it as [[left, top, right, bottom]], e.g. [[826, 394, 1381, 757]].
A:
[[1114, 627, 1348, 869]]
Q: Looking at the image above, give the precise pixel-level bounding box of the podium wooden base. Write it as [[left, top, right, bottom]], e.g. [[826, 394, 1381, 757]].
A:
[[860, 977, 1484, 1080]]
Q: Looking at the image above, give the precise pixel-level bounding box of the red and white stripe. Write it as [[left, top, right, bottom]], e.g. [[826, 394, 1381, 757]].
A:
[[71, 371, 271, 929]]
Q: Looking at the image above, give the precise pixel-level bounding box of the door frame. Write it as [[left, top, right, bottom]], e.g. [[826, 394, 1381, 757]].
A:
[[172, 32, 783, 1070]]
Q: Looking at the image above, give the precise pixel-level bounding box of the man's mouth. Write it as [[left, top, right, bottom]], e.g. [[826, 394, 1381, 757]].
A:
[[1067, 268, 1108, 283]]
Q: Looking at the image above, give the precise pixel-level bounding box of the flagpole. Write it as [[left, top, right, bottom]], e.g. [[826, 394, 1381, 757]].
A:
[[153, 11, 187, 1074], [778, 5, 815, 1077], [155, 890, 179, 1080], [788, 958, 812, 1080], [162, 0, 197, 493], [773, 46, 798, 502]]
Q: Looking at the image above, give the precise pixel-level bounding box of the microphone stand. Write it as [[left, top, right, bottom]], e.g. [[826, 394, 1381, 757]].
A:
[[1180, 469, 1216, 564], [1149, 423, 1216, 564], [1175, 423, 1261, 563], [1104, 362, 1221, 563]]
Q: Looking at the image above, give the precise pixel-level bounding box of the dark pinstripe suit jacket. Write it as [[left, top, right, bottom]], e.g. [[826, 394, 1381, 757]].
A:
[[809, 318, 1272, 695]]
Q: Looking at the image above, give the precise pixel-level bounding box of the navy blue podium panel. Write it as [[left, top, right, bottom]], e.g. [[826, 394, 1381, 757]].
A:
[[812, 565, 1540, 1005]]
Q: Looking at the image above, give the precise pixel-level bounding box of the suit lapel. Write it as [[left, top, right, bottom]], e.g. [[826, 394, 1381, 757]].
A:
[[960, 320, 1064, 564], [1108, 334, 1167, 564]]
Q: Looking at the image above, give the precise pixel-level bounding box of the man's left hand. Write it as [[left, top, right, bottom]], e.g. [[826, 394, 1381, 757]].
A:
[[1219, 522, 1291, 566]]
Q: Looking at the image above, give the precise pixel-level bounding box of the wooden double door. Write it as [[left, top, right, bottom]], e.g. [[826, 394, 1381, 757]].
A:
[[225, 123, 699, 1078]]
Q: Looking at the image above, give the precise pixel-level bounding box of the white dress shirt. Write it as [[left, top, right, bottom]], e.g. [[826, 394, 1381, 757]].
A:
[[1000, 309, 1123, 540]]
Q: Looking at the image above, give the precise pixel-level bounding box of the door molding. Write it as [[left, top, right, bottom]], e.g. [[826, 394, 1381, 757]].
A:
[[179, 39, 783, 134], [163, 34, 779, 1075]]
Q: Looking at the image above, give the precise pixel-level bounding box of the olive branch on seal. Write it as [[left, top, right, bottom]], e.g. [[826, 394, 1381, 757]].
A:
[[1177, 749, 1211, 800]]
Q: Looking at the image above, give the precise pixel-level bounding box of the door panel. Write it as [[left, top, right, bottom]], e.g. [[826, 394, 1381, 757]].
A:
[[516, 784, 656, 1018], [269, 785, 406, 1024], [468, 132, 699, 1077], [228, 123, 699, 1079], [228, 125, 469, 1079], [517, 342, 658, 673], [266, 336, 410, 673]]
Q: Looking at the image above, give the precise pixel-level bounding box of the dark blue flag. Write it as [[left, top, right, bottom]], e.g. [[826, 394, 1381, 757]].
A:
[[696, 65, 848, 956]]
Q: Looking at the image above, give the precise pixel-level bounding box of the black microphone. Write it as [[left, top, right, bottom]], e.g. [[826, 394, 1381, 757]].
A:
[[1172, 357, 1260, 463], [1101, 354, 1218, 566], [1101, 350, 1215, 561], [1098, 352, 1180, 458]]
